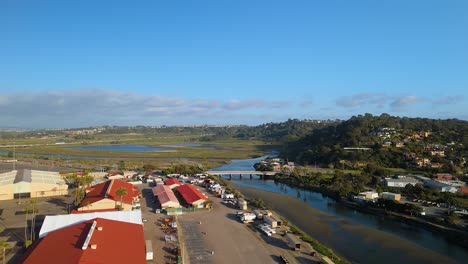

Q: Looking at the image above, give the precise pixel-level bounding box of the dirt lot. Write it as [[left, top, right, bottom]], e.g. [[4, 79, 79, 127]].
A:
[[138, 183, 181, 264], [177, 186, 318, 264]]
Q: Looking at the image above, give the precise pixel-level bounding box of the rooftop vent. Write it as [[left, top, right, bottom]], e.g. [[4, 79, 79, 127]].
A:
[[90, 244, 97, 249], [81, 221, 97, 250], [97, 226, 103, 231]]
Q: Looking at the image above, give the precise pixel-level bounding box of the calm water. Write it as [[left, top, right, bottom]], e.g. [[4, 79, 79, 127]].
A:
[[70, 144, 169, 152], [212, 155, 468, 264], [161, 143, 203, 147]]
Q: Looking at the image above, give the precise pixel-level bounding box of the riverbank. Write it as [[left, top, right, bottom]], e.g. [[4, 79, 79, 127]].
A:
[[339, 199, 468, 250], [273, 177, 468, 251], [233, 184, 461, 264]]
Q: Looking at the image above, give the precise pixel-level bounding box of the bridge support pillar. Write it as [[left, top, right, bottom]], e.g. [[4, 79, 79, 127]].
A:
[[239, 174, 242, 179], [249, 174, 253, 179], [229, 174, 232, 180]]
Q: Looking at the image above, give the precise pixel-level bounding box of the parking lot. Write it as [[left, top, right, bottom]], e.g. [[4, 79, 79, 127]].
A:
[[176, 186, 321, 264], [179, 218, 214, 264]]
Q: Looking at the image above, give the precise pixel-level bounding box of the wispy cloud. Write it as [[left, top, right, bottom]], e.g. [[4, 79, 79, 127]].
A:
[[300, 100, 313, 108], [335, 93, 387, 108], [0, 89, 294, 128], [390, 95, 423, 109], [432, 95, 464, 105]]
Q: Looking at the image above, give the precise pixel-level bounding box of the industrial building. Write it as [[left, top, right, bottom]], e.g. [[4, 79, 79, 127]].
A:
[[384, 177, 420, 188], [152, 184, 181, 209], [357, 191, 379, 200], [77, 179, 140, 212], [20, 213, 146, 264], [380, 192, 401, 201], [164, 178, 182, 189], [176, 184, 207, 208], [416, 176, 459, 193], [0, 169, 68, 201], [39, 210, 143, 238]]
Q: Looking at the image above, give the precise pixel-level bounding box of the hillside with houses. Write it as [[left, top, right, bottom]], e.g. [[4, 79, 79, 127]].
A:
[[284, 113, 468, 175]]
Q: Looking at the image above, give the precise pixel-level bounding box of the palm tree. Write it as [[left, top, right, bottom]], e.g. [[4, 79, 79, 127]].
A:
[[28, 199, 38, 241], [115, 187, 128, 210], [0, 241, 10, 264]]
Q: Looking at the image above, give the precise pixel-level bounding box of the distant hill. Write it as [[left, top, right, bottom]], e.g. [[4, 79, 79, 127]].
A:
[[283, 113, 468, 173], [200, 119, 340, 143]]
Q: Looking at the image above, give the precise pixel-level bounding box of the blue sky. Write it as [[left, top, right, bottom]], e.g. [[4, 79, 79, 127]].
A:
[[1, 0, 467, 128]]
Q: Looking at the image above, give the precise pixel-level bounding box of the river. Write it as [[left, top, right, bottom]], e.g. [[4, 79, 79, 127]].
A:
[[211, 155, 467, 264]]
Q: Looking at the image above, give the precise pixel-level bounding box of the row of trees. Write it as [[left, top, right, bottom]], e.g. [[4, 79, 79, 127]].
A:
[[162, 164, 203, 175]]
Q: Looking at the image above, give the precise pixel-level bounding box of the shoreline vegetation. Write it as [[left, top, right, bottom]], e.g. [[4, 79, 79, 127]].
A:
[[209, 175, 349, 264], [271, 176, 468, 251], [0, 138, 272, 172]]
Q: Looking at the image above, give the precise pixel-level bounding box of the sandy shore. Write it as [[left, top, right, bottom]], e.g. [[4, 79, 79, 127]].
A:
[[235, 185, 461, 264]]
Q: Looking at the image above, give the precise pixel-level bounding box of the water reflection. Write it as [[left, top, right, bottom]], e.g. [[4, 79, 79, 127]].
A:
[[213, 155, 467, 264]]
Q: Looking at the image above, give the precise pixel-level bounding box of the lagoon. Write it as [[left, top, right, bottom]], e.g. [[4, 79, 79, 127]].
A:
[[69, 144, 170, 152]]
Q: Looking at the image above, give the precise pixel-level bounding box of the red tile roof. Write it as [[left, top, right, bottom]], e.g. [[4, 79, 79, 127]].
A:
[[164, 179, 181, 186], [79, 180, 139, 209], [152, 185, 180, 207], [20, 218, 146, 264], [177, 184, 207, 205], [459, 186, 468, 194]]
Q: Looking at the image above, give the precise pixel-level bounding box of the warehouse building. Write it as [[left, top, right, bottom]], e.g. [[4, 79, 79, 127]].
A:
[[380, 192, 401, 201], [384, 177, 420, 188], [176, 184, 207, 208], [0, 170, 68, 201], [152, 185, 181, 209], [77, 179, 140, 212], [164, 179, 182, 189], [20, 214, 146, 264]]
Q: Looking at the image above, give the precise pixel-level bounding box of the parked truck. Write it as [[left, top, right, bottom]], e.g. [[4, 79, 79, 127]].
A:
[[241, 213, 256, 223], [221, 193, 234, 199], [145, 240, 153, 260], [285, 233, 301, 251]]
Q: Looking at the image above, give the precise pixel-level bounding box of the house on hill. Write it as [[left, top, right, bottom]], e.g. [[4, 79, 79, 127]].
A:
[[78, 179, 140, 212], [176, 184, 207, 208], [434, 173, 453, 181], [20, 216, 146, 264]]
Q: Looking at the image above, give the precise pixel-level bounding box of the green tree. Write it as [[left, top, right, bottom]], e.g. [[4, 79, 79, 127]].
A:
[[118, 160, 126, 171], [116, 187, 128, 210], [143, 164, 156, 174], [72, 188, 85, 206], [0, 240, 10, 264]]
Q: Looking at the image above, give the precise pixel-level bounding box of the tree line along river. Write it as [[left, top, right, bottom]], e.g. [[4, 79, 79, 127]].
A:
[[211, 155, 467, 264]]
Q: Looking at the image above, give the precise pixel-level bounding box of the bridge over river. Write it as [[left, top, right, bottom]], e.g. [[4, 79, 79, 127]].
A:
[[205, 170, 277, 179]]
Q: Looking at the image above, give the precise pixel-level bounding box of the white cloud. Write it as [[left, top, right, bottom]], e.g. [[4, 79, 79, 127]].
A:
[[432, 95, 464, 105], [336, 93, 425, 110], [335, 93, 387, 108], [0, 89, 294, 128], [390, 95, 422, 109]]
